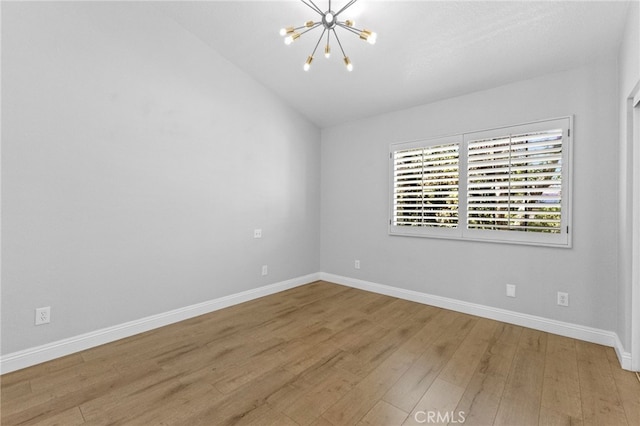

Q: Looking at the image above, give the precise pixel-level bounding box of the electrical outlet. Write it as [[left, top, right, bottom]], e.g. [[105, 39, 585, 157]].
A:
[[557, 292, 569, 307], [262, 265, 268, 276], [254, 229, 262, 239], [354, 260, 360, 269], [35, 307, 51, 325], [506, 284, 516, 298]]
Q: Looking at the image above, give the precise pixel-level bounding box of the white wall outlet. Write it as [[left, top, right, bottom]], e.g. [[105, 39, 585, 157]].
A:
[[254, 229, 262, 239], [354, 260, 361, 269], [506, 284, 516, 298], [35, 307, 51, 325], [262, 265, 268, 276], [557, 291, 569, 306]]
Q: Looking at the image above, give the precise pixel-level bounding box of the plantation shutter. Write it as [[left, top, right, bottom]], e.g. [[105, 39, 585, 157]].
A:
[[392, 137, 460, 234], [467, 129, 563, 233], [390, 117, 571, 246]]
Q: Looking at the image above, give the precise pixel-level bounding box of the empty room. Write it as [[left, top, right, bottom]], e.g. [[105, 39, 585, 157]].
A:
[[1, 0, 639, 425]]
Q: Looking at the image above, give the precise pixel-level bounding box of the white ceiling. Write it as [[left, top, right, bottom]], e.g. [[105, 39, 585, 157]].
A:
[[153, 0, 630, 127]]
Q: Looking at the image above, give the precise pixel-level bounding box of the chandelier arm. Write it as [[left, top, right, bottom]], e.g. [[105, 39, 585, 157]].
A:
[[310, 28, 326, 58], [332, 28, 348, 58], [335, 23, 361, 36], [334, 0, 359, 17], [300, 0, 323, 16], [299, 22, 323, 37], [293, 23, 314, 31]]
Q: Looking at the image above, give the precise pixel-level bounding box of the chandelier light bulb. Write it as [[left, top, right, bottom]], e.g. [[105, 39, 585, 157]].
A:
[[345, 20, 355, 27], [367, 31, 377, 45], [284, 32, 300, 45], [359, 29, 377, 45], [324, 44, 331, 59], [280, 26, 295, 36], [304, 56, 313, 71], [344, 56, 353, 72]]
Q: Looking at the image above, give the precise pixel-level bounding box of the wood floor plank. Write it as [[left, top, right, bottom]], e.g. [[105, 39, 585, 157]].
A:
[[1, 281, 636, 426], [319, 307, 455, 425], [538, 405, 584, 426], [0, 354, 84, 388], [19, 406, 86, 426], [575, 341, 628, 426], [475, 322, 523, 377], [455, 372, 505, 426], [403, 377, 466, 426], [312, 416, 337, 426], [320, 310, 455, 425], [280, 337, 344, 377], [382, 312, 477, 413], [78, 366, 180, 422], [357, 293, 398, 316], [283, 369, 360, 425], [1, 364, 122, 425], [181, 367, 298, 426], [453, 322, 522, 425], [606, 348, 640, 425], [368, 298, 428, 330], [0, 379, 32, 404], [211, 339, 289, 394], [334, 319, 427, 378], [438, 318, 498, 388], [81, 378, 222, 425], [266, 350, 353, 414], [357, 400, 408, 426], [326, 318, 384, 353], [540, 334, 582, 420], [493, 328, 547, 426]]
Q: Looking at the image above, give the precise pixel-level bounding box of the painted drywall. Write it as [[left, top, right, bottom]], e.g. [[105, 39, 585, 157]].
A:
[[1, 2, 320, 355], [617, 0, 640, 355], [321, 57, 620, 332]]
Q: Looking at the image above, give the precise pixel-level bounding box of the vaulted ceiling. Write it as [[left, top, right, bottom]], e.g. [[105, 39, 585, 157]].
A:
[[154, 1, 630, 127]]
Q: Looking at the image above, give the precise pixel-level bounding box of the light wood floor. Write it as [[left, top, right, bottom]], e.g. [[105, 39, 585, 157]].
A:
[[1, 281, 638, 425]]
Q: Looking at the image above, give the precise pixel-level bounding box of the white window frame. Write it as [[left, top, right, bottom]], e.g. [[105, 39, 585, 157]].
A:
[[389, 117, 573, 248]]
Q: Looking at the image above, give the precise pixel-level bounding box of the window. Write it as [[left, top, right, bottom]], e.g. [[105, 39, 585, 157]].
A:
[[390, 117, 572, 247], [392, 135, 462, 237]]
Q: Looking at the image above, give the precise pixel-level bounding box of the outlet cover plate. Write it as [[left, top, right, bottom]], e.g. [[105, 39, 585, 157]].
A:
[[35, 307, 51, 325], [557, 292, 569, 307]]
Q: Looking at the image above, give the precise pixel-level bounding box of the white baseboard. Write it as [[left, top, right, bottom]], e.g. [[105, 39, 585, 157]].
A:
[[0, 273, 320, 375], [320, 273, 633, 371], [614, 334, 633, 371], [2, 272, 632, 374]]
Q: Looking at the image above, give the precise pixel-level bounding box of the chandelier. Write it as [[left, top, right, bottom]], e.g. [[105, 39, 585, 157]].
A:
[[280, 0, 377, 72]]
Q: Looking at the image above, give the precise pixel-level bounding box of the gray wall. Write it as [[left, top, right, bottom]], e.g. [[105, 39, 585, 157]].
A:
[[320, 58, 620, 332], [2, 1, 635, 360], [1, 2, 321, 354]]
